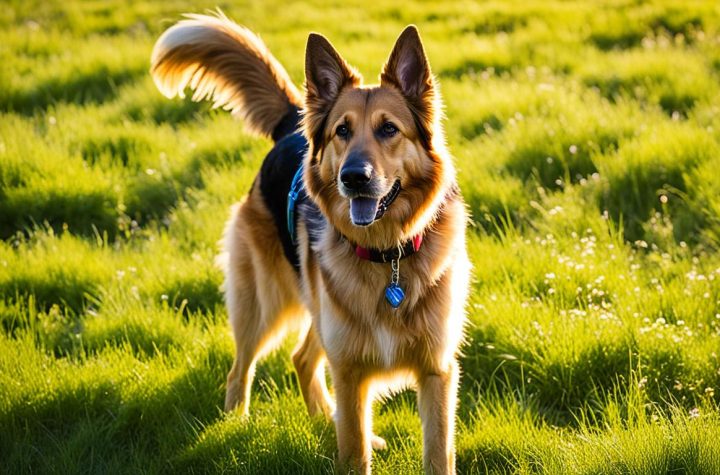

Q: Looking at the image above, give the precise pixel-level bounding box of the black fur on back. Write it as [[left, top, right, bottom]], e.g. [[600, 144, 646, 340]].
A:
[[271, 105, 302, 142], [258, 131, 323, 271]]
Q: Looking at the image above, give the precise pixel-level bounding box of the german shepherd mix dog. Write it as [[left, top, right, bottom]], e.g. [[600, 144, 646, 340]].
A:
[[151, 12, 470, 474]]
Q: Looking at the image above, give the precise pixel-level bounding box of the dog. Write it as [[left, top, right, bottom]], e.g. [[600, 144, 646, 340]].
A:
[[151, 12, 470, 474]]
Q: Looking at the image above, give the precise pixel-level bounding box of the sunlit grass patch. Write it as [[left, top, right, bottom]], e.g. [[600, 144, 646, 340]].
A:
[[135, 250, 224, 315], [373, 396, 423, 473], [80, 291, 210, 358], [584, 1, 719, 51], [165, 163, 263, 252], [464, 219, 720, 414], [0, 32, 150, 114], [0, 116, 122, 238], [566, 399, 720, 474], [0, 178, 119, 239], [180, 392, 336, 474], [74, 121, 163, 171], [452, 78, 644, 190], [579, 47, 718, 115], [685, 156, 720, 246], [437, 33, 517, 78], [0, 318, 233, 472], [0, 233, 113, 315], [449, 78, 647, 232], [595, 122, 718, 242], [457, 364, 720, 474], [456, 395, 565, 473]]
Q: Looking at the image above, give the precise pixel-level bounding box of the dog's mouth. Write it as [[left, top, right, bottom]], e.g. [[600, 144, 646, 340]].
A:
[[349, 180, 401, 226]]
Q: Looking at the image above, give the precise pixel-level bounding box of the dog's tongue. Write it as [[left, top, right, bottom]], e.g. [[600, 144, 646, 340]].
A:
[[350, 198, 379, 226]]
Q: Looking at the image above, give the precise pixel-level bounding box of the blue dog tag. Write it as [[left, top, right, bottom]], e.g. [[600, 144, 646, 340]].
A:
[[385, 283, 405, 308]]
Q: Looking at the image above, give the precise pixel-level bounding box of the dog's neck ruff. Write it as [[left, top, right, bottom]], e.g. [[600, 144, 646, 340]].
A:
[[343, 232, 421, 309]]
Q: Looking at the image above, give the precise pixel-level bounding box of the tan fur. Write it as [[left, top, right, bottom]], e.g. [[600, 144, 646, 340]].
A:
[[150, 12, 302, 137], [154, 16, 469, 475]]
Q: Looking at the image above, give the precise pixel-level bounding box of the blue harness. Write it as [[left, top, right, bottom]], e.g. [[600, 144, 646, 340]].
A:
[[286, 164, 305, 244]]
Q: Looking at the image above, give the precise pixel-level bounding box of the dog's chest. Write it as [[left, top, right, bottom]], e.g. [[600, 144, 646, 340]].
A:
[[318, 302, 413, 368], [370, 323, 404, 368], [315, 258, 439, 369]]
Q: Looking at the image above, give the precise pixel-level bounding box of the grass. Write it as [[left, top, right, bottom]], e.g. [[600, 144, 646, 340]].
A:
[[2, 0, 720, 473]]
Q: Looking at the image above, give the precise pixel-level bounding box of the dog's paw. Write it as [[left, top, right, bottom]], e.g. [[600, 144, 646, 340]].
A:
[[371, 434, 387, 451]]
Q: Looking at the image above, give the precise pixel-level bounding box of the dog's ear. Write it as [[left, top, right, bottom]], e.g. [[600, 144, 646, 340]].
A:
[[305, 33, 361, 105], [304, 33, 362, 153], [381, 25, 433, 99], [381, 25, 436, 147]]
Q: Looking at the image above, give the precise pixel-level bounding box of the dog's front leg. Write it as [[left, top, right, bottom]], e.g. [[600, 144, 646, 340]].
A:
[[332, 367, 371, 474], [418, 361, 459, 475]]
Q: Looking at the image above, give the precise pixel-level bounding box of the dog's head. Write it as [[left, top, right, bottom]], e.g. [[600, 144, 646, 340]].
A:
[[302, 26, 453, 249]]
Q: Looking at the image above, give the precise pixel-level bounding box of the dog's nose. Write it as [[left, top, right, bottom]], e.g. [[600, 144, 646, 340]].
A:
[[340, 163, 373, 191]]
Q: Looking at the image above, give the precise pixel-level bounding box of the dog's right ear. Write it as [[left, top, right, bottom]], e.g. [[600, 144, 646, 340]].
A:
[[303, 34, 362, 153]]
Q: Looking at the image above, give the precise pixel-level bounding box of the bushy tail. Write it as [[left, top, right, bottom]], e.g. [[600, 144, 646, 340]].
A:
[[150, 11, 302, 140]]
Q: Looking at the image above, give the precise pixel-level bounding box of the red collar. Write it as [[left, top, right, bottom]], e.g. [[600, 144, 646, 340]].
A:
[[353, 234, 423, 263]]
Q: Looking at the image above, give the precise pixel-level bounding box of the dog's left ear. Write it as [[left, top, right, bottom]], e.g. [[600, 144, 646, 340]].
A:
[[381, 25, 436, 146]]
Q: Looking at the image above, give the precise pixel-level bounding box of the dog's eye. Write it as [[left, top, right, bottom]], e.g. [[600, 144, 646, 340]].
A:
[[380, 122, 398, 138], [336, 124, 349, 139]]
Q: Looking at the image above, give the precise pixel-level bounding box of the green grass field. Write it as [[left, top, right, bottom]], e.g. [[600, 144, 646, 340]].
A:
[[2, 0, 720, 473]]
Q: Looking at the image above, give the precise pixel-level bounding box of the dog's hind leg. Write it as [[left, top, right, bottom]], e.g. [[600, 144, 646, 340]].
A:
[[224, 320, 259, 415], [225, 293, 304, 414], [292, 324, 335, 418], [223, 247, 265, 415], [222, 199, 303, 414], [223, 253, 301, 414]]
